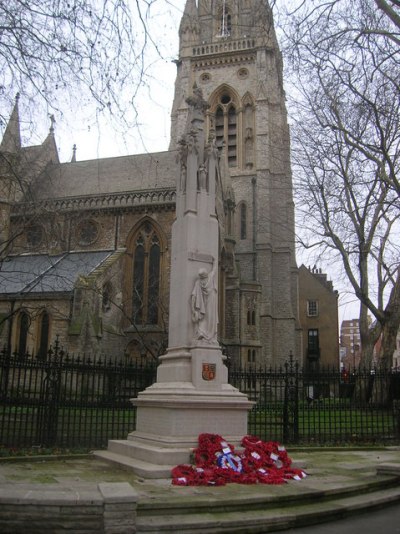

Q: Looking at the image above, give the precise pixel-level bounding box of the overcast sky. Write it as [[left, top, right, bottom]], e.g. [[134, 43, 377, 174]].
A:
[[61, 2, 181, 163]]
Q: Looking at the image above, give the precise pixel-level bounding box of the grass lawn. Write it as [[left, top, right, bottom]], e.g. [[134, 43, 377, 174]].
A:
[[0, 399, 398, 449], [248, 401, 397, 444]]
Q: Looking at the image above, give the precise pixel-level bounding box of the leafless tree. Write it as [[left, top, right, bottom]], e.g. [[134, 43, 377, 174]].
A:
[[375, 0, 400, 34], [276, 0, 400, 366], [0, 1, 179, 354], [0, 0, 179, 136]]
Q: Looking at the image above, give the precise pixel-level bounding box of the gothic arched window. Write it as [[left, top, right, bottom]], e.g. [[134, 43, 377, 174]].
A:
[[37, 311, 50, 360], [240, 203, 247, 240], [131, 223, 162, 326], [212, 92, 237, 167], [102, 281, 113, 313], [247, 349, 256, 363], [209, 88, 255, 171], [17, 311, 30, 357]]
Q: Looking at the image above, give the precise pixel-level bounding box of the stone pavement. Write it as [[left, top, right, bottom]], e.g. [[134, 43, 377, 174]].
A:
[[278, 502, 400, 533], [0, 447, 399, 533], [0, 447, 398, 497]]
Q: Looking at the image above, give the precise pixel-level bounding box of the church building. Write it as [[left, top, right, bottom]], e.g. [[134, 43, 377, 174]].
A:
[[0, 0, 300, 365]]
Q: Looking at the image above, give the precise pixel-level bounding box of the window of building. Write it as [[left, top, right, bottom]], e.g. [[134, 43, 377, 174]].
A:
[[307, 300, 318, 317], [227, 106, 237, 166], [218, 4, 232, 36], [132, 224, 161, 326], [213, 93, 237, 167], [77, 219, 99, 246], [17, 311, 30, 357], [247, 349, 256, 363], [240, 203, 247, 240], [247, 306, 256, 326], [26, 224, 43, 248], [37, 311, 50, 360], [238, 68, 249, 80], [215, 106, 224, 148], [102, 281, 113, 312], [308, 329, 319, 353], [200, 72, 211, 84]]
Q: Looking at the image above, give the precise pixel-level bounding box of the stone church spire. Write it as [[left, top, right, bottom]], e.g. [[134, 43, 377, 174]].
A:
[[0, 94, 21, 154], [179, 0, 200, 50], [182, 0, 198, 20], [41, 114, 60, 164]]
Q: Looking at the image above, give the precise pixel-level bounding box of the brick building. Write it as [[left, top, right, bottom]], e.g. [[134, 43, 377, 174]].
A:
[[340, 319, 362, 368], [0, 0, 300, 365], [298, 265, 339, 368]]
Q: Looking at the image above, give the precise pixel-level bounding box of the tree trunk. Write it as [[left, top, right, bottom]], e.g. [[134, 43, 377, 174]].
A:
[[359, 302, 381, 367], [379, 269, 400, 368]]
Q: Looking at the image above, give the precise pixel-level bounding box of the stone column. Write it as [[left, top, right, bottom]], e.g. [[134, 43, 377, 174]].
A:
[[98, 87, 253, 477]]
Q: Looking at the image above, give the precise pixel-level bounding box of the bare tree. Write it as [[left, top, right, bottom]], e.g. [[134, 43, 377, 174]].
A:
[[0, 0, 179, 136], [277, 0, 400, 366], [375, 0, 400, 34], [0, 1, 180, 354]]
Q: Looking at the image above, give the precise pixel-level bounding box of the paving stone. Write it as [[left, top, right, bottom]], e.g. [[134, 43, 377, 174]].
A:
[[0, 450, 399, 532]]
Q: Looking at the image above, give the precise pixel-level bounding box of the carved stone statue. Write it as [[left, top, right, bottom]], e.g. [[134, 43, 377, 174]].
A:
[[245, 127, 254, 169], [191, 257, 218, 343], [186, 84, 209, 123], [198, 164, 207, 191], [177, 137, 188, 192]]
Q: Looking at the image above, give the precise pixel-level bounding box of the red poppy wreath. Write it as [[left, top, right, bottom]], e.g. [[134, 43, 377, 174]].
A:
[[171, 433, 307, 486]]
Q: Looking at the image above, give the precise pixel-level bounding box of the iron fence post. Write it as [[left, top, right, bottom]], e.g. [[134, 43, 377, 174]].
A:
[[283, 352, 299, 444], [37, 337, 63, 446], [0, 345, 11, 397]]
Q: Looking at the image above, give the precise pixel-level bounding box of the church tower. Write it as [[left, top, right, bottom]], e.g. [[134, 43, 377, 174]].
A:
[[170, 0, 300, 365]]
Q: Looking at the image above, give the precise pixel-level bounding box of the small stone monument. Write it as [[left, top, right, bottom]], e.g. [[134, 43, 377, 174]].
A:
[[97, 86, 253, 477]]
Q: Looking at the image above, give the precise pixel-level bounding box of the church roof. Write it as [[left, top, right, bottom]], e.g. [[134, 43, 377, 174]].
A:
[[32, 150, 178, 200], [0, 251, 114, 295]]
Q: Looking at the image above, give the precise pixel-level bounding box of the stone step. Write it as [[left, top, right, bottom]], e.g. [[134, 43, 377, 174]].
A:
[[137, 474, 397, 515], [94, 450, 174, 479], [136, 484, 400, 533], [377, 463, 400, 476], [105, 438, 191, 465]]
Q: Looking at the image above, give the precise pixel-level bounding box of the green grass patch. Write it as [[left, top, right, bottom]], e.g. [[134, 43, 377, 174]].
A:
[[248, 403, 397, 444]]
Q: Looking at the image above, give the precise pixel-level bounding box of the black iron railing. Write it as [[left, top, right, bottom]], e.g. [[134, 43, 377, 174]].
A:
[[229, 356, 400, 445], [0, 340, 157, 449], [0, 343, 399, 449]]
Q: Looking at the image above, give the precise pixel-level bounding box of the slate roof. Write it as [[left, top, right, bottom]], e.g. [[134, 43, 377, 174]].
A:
[[32, 150, 178, 200], [0, 251, 114, 295]]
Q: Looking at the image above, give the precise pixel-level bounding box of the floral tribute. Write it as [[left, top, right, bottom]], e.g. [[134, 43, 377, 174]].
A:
[[171, 433, 307, 486]]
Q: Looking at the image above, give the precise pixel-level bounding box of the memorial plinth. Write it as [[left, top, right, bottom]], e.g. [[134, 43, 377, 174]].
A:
[[96, 88, 253, 477]]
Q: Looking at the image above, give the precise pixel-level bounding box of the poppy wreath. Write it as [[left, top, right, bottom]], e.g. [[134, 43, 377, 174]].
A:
[[241, 435, 291, 470], [171, 433, 307, 486]]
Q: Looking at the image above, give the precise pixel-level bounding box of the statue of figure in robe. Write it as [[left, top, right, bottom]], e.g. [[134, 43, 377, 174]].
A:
[[191, 257, 218, 344]]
